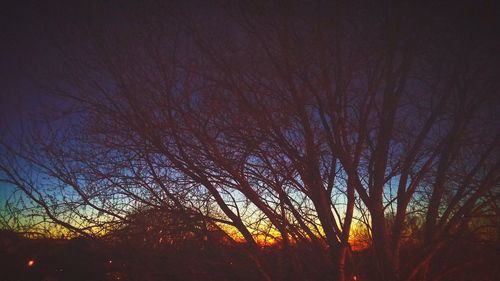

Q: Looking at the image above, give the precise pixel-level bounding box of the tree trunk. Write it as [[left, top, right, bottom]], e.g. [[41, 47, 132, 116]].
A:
[[371, 205, 399, 281]]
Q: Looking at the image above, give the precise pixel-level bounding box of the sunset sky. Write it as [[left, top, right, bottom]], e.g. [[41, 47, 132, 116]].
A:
[[0, 2, 498, 281]]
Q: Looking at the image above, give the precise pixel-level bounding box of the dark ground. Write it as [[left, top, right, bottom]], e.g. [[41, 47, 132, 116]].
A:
[[1, 230, 498, 281]]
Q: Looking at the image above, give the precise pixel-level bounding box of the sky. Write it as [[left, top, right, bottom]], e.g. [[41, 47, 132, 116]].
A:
[[1, 0, 499, 236], [0, 1, 110, 204], [2, 0, 499, 128], [1, 2, 40, 129], [0, 1, 50, 205]]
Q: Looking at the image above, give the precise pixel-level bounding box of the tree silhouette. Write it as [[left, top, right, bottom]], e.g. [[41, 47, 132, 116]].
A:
[[1, 1, 499, 281]]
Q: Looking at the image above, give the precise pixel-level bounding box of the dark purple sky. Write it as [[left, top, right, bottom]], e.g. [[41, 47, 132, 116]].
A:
[[1, 0, 499, 130], [0, 1, 46, 129], [1, 0, 499, 197], [0, 1, 93, 202]]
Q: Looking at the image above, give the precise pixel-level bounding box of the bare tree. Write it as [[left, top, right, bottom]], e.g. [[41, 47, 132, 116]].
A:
[[1, 1, 498, 281]]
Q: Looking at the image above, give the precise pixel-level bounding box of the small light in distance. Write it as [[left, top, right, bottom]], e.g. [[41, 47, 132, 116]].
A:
[[27, 259, 36, 267]]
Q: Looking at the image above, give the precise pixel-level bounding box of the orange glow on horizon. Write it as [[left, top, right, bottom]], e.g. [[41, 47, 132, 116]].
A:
[[27, 259, 36, 267], [24, 217, 371, 251]]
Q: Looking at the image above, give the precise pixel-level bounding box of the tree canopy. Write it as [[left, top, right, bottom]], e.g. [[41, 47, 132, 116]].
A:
[[1, 1, 499, 281]]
